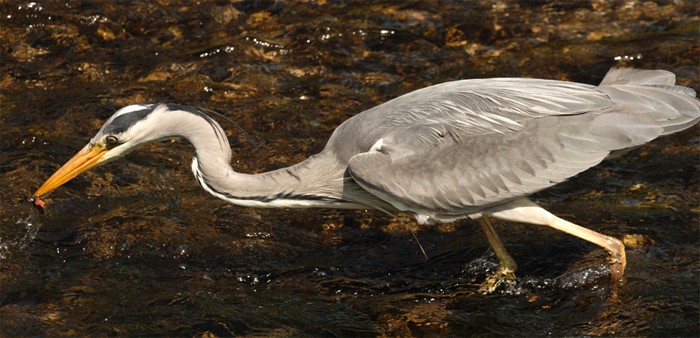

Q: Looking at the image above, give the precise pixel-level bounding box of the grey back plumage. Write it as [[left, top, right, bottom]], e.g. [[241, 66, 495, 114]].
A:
[[340, 68, 699, 219]]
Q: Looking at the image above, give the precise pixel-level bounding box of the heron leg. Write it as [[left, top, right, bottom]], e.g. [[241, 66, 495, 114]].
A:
[[486, 198, 626, 285], [477, 216, 517, 293]]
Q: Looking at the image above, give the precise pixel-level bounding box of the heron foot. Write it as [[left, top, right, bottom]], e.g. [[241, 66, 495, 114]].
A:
[[478, 266, 517, 294], [606, 239, 626, 296]]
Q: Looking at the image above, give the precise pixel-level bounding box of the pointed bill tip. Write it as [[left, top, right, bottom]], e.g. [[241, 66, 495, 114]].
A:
[[33, 144, 108, 197]]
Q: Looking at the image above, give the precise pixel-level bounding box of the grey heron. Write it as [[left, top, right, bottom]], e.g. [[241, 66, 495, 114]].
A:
[[33, 68, 700, 290]]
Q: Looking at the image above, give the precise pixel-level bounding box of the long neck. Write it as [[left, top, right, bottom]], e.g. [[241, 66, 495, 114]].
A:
[[169, 109, 367, 209]]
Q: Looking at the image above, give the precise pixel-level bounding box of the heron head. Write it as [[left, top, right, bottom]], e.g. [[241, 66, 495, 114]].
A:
[[33, 104, 170, 197]]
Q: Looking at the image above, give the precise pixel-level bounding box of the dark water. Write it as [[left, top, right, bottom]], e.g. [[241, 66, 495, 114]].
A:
[[1, 1, 698, 336]]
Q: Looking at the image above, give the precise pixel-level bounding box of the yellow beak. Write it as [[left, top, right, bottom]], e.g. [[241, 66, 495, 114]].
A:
[[33, 144, 108, 197]]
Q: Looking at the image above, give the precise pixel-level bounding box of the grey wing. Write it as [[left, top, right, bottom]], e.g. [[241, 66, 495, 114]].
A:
[[326, 78, 612, 161], [361, 78, 611, 135], [346, 83, 665, 217]]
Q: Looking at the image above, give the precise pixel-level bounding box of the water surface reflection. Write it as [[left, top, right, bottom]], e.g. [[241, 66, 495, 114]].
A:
[[1, 1, 698, 336]]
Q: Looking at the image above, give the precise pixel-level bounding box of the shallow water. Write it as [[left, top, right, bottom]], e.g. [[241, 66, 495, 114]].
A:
[[1, 1, 698, 336]]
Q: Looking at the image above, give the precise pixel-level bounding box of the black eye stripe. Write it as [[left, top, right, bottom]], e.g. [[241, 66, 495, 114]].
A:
[[103, 108, 153, 134]]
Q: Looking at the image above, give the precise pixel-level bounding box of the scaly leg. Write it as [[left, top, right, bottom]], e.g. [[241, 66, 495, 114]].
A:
[[485, 198, 626, 285], [478, 216, 518, 293]]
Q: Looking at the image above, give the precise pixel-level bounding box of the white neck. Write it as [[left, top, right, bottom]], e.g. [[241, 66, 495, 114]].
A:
[[164, 108, 366, 209]]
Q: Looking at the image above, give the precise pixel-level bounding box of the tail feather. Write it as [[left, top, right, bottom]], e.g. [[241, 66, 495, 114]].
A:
[[600, 68, 676, 86], [647, 84, 697, 97], [598, 68, 700, 136]]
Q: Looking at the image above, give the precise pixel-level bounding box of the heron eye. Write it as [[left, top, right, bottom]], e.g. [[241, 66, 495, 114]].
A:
[[104, 135, 119, 147]]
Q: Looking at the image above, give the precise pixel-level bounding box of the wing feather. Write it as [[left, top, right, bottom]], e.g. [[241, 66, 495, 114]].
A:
[[347, 111, 663, 217], [326, 78, 612, 160]]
